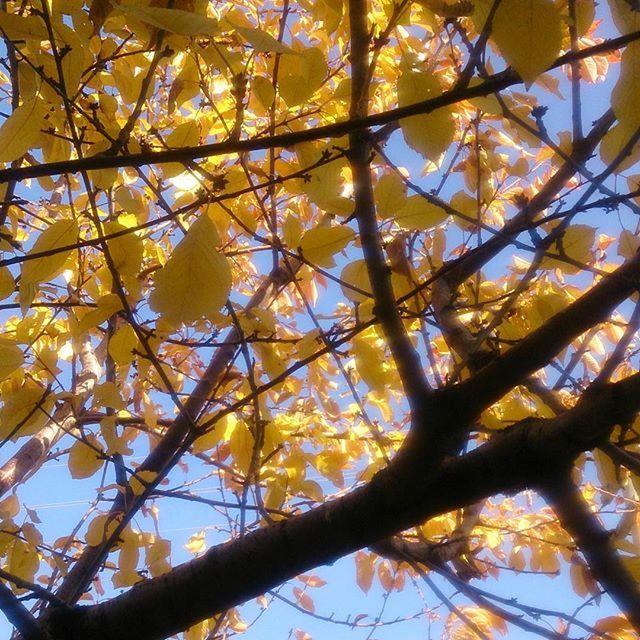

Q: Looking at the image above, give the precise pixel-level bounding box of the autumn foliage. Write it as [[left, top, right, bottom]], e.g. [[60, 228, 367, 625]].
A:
[[0, 0, 639, 639]]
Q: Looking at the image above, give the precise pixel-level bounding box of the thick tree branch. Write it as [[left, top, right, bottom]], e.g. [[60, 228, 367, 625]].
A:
[[347, 0, 429, 410], [0, 581, 52, 640], [42, 373, 640, 640]]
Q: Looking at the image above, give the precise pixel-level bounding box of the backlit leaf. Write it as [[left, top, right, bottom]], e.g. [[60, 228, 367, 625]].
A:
[[229, 421, 255, 475], [117, 3, 219, 36], [20, 219, 78, 312], [355, 551, 374, 593], [0, 342, 23, 381], [608, 0, 640, 34], [612, 42, 640, 133], [293, 586, 315, 613], [397, 69, 455, 161], [185, 530, 207, 555], [85, 514, 121, 547], [353, 336, 387, 392], [0, 98, 46, 163], [340, 259, 373, 303], [491, 0, 563, 83], [103, 222, 144, 276], [8, 540, 39, 589], [108, 324, 139, 366], [0, 267, 14, 301], [542, 225, 596, 273], [68, 435, 104, 479], [150, 215, 231, 325], [279, 47, 327, 106], [619, 229, 640, 260], [299, 225, 354, 267], [228, 21, 291, 53], [0, 12, 48, 41], [394, 195, 448, 230], [374, 173, 407, 218], [0, 380, 55, 439]]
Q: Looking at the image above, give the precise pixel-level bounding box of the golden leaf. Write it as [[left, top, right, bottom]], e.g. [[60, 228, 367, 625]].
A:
[[68, 435, 104, 479], [0, 98, 46, 164], [150, 214, 231, 325], [491, 0, 563, 83]]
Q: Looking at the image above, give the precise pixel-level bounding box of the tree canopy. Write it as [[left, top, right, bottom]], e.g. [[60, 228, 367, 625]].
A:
[[0, 0, 639, 638]]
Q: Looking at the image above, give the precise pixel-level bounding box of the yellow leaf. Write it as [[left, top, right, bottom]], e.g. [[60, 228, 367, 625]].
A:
[[19, 219, 78, 312], [168, 55, 201, 114], [252, 75, 275, 111], [0, 380, 55, 439], [255, 342, 287, 380], [146, 538, 171, 565], [575, 0, 595, 37], [117, 3, 219, 36], [374, 173, 407, 217], [0, 341, 23, 381], [68, 435, 104, 479], [533, 292, 568, 324], [112, 569, 143, 588], [184, 622, 206, 640], [0, 493, 19, 519], [108, 324, 139, 366], [93, 381, 126, 410], [0, 12, 48, 41], [491, 0, 563, 83], [542, 224, 595, 273], [103, 222, 144, 276], [185, 530, 207, 555], [355, 551, 375, 593], [150, 214, 231, 325], [397, 69, 455, 161], [100, 416, 132, 456], [165, 120, 200, 148], [299, 225, 354, 267], [353, 336, 387, 392], [612, 42, 640, 132], [417, 0, 474, 17], [85, 514, 121, 547], [0, 267, 14, 301], [282, 213, 304, 249], [394, 195, 448, 230], [600, 123, 640, 171], [192, 422, 225, 453], [608, 0, 640, 34], [8, 540, 39, 590], [129, 470, 157, 496], [279, 47, 327, 106], [0, 98, 47, 163], [293, 586, 315, 613], [340, 259, 373, 303], [53, 24, 90, 95], [146, 539, 172, 577], [78, 293, 123, 333], [116, 536, 138, 580], [619, 229, 640, 260], [227, 20, 291, 53], [229, 422, 255, 475]]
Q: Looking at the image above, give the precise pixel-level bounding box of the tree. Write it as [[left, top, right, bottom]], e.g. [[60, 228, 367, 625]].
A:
[[0, 0, 639, 638]]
